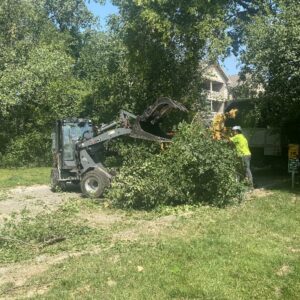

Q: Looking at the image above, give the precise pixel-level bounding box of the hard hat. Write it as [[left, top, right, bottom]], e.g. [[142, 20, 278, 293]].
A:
[[232, 126, 242, 131]]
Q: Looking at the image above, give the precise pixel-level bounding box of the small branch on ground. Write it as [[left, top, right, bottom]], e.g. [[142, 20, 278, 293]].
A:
[[42, 236, 66, 247], [0, 235, 66, 248]]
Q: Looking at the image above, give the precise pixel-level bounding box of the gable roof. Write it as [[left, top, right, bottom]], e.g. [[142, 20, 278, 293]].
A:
[[201, 63, 229, 83], [213, 64, 229, 82], [228, 74, 240, 87]]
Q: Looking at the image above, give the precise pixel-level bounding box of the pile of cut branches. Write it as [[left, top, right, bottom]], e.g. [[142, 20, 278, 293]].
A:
[[107, 122, 245, 209]]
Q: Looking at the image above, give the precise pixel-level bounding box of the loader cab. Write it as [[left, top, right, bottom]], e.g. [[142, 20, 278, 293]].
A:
[[52, 118, 93, 169]]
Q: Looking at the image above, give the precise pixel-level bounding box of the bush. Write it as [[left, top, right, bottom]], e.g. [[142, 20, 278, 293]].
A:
[[0, 131, 51, 167], [107, 122, 246, 209]]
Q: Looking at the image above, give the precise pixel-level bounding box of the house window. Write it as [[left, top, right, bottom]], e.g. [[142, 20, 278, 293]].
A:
[[212, 81, 223, 92], [206, 100, 224, 113], [202, 80, 210, 91], [212, 101, 223, 113]]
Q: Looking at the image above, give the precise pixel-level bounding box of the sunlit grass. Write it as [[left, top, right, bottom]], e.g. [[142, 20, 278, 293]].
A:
[[0, 169, 299, 298], [1, 189, 298, 299], [0, 167, 51, 189]]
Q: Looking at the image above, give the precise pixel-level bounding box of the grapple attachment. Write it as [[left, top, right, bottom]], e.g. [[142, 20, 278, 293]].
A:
[[129, 97, 188, 142]]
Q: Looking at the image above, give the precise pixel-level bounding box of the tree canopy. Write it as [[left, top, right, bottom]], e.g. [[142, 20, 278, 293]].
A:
[[0, 0, 94, 165], [239, 0, 300, 128], [110, 0, 231, 111], [0, 0, 299, 165]]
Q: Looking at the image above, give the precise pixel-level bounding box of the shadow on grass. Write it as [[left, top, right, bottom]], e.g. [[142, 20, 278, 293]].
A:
[[253, 168, 300, 195]]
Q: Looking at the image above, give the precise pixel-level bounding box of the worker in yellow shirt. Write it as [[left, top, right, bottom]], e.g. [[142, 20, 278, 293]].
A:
[[230, 126, 253, 187]]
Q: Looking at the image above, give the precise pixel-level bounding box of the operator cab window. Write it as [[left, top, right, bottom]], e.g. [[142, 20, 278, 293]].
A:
[[62, 122, 94, 161], [62, 124, 82, 161]]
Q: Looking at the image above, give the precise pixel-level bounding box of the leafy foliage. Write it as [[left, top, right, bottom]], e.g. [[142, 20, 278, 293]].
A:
[[107, 122, 245, 209], [0, 0, 235, 167], [239, 0, 300, 128], [0, 0, 93, 165], [110, 0, 230, 111], [0, 132, 52, 167], [77, 32, 139, 123], [226, 0, 277, 54]]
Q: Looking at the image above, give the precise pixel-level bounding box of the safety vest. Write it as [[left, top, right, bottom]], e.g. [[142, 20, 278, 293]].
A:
[[230, 133, 251, 156]]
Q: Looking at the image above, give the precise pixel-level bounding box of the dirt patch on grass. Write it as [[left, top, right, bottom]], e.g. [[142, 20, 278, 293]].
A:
[[0, 212, 177, 298], [276, 265, 292, 276], [0, 185, 81, 223], [0, 213, 179, 297], [0, 245, 114, 298], [79, 211, 123, 228], [246, 188, 274, 200], [112, 215, 177, 241], [0, 197, 180, 298], [288, 247, 300, 253]]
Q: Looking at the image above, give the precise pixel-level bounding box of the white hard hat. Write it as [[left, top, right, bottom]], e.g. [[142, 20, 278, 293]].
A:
[[232, 126, 242, 131]]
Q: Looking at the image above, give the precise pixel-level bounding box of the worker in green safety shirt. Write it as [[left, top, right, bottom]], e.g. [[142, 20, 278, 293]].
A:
[[230, 126, 253, 187]]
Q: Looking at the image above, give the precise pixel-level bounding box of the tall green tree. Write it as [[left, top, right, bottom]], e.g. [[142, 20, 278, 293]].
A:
[[110, 0, 230, 111], [0, 0, 98, 165], [77, 32, 136, 122], [239, 0, 300, 128], [226, 0, 278, 54]]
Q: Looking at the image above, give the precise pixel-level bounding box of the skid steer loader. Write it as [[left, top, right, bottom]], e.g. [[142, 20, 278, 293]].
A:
[[51, 97, 187, 197]]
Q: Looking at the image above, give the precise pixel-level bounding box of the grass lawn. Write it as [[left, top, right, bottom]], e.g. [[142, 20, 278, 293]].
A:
[[0, 175, 299, 299], [35, 192, 300, 299], [0, 167, 51, 189]]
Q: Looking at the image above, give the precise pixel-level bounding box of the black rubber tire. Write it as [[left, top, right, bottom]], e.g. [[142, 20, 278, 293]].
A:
[[80, 170, 110, 198], [50, 168, 66, 192]]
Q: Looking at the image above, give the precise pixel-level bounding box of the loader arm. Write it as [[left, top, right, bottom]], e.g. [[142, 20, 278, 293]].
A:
[[76, 108, 173, 176], [78, 97, 187, 149], [77, 110, 170, 150]]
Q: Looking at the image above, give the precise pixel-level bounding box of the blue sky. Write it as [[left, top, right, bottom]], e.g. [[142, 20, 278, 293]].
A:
[[86, 1, 240, 75], [86, 0, 118, 28]]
